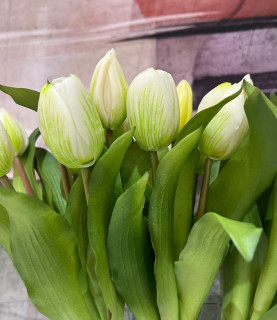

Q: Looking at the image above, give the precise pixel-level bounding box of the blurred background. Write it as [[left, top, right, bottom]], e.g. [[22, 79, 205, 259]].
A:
[[1, 0, 277, 318]]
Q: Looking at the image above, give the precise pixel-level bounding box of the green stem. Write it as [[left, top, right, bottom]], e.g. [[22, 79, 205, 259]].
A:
[[251, 177, 277, 320], [14, 156, 35, 196], [106, 130, 113, 148], [58, 163, 70, 200], [81, 168, 91, 205], [196, 158, 213, 220], [149, 151, 159, 186], [106, 308, 112, 320], [0, 175, 14, 190]]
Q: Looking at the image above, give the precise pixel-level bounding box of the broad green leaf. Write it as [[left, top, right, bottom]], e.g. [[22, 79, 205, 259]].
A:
[[251, 177, 277, 320], [65, 176, 88, 269], [270, 91, 277, 106], [207, 85, 277, 221], [65, 176, 102, 319], [36, 148, 66, 214], [13, 128, 43, 199], [174, 212, 262, 320], [260, 304, 277, 320], [0, 204, 11, 257], [0, 188, 92, 320], [173, 148, 198, 261], [87, 247, 107, 320], [0, 84, 39, 111], [120, 141, 150, 190], [107, 173, 159, 320], [148, 127, 203, 320], [220, 206, 268, 320], [175, 86, 242, 143], [87, 129, 135, 320]]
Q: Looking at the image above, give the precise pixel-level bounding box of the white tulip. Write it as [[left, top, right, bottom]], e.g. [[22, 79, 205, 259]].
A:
[[198, 75, 253, 160], [0, 108, 29, 156], [126, 68, 180, 151], [0, 121, 15, 177], [90, 49, 129, 130], [38, 74, 104, 168]]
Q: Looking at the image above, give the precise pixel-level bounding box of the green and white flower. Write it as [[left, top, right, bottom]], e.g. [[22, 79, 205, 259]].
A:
[[0, 121, 15, 177], [126, 68, 180, 151], [90, 49, 129, 130], [198, 75, 252, 160], [0, 108, 29, 156], [38, 74, 104, 168]]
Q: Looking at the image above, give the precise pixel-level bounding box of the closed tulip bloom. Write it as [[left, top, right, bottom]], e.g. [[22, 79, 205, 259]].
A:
[[0, 121, 15, 177], [90, 49, 129, 130], [126, 68, 179, 151], [176, 80, 193, 135], [0, 108, 29, 156], [38, 74, 104, 168], [198, 75, 252, 160]]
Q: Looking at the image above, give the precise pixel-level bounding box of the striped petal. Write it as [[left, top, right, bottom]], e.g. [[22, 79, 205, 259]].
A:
[[38, 75, 104, 168], [90, 49, 129, 130], [126, 68, 179, 151], [0, 108, 29, 156], [0, 121, 15, 177]]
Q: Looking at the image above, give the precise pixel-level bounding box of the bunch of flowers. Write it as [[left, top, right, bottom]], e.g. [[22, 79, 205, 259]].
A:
[[0, 49, 277, 320]]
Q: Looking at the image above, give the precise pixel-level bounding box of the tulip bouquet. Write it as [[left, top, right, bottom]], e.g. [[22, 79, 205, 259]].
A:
[[0, 49, 277, 320]]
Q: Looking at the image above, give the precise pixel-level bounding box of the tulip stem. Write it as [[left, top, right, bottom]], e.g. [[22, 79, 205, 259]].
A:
[[196, 158, 213, 220], [0, 175, 14, 190], [58, 163, 70, 200], [149, 151, 159, 186], [81, 168, 91, 205], [106, 130, 113, 148], [14, 156, 35, 196]]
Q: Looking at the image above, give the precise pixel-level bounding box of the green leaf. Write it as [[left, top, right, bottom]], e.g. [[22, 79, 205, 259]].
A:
[[120, 141, 151, 190], [35, 148, 66, 214], [0, 84, 39, 111], [251, 176, 277, 320], [260, 305, 277, 320], [220, 206, 268, 320], [0, 188, 92, 320], [13, 129, 43, 199], [87, 129, 135, 320], [207, 85, 277, 221], [107, 173, 159, 320], [0, 204, 11, 258], [173, 148, 198, 261], [270, 91, 277, 106], [174, 212, 262, 320], [175, 86, 242, 143], [148, 127, 203, 320], [65, 176, 102, 319]]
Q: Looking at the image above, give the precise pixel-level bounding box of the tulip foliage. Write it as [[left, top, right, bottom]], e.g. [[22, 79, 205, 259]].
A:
[[0, 50, 277, 320]]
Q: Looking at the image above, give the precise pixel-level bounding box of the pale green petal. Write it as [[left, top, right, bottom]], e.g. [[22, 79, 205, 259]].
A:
[[0, 108, 29, 156], [198, 75, 252, 160], [0, 121, 15, 176], [198, 82, 232, 112], [38, 75, 104, 169], [90, 49, 129, 130], [126, 68, 179, 151]]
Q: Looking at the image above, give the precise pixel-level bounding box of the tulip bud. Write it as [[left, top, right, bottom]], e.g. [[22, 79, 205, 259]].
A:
[[126, 68, 179, 151], [0, 121, 15, 177], [0, 108, 29, 156], [176, 80, 193, 135], [90, 49, 129, 130], [198, 75, 253, 160], [38, 74, 104, 168]]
